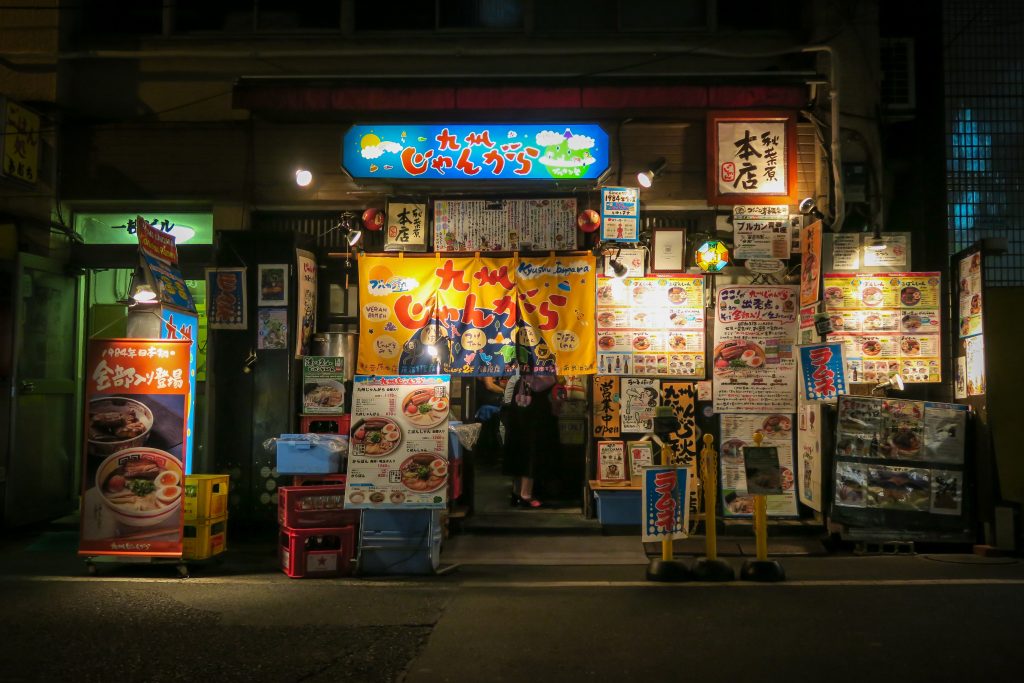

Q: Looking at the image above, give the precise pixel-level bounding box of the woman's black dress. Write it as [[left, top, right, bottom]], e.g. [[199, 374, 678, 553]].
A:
[[501, 379, 559, 479]]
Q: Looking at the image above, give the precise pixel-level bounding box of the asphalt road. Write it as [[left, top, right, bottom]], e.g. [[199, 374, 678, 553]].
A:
[[1, 551, 1023, 682]]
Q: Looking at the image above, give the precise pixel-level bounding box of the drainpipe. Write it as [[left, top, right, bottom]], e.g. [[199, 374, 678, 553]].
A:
[[801, 45, 844, 233]]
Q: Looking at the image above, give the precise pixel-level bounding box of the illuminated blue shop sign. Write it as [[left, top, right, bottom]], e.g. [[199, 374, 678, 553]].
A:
[[342, 123, 609, 181]]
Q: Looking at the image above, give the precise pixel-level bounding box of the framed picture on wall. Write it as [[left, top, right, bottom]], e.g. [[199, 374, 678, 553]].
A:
[[650, 227, 687, 274], [597, 441, 627, 483], [706, 110, 798, 206], [257, 264, 288, 307]]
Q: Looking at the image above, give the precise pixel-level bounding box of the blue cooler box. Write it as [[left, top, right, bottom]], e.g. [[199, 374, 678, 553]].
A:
[[358, 509, 443, 575], [593, 489, 642, 526], [276, 434, 344, 474]]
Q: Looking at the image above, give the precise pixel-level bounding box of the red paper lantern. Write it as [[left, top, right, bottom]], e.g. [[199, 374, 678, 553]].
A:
[[577, 209, 601, 233], [362, 208, 385, 231]]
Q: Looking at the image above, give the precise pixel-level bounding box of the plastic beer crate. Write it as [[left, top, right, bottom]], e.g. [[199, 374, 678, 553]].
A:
[[278, 485, 361, 530], [279, 525, 356, 578], [184, 474, 230, 521], [183, 514, 228, 560]]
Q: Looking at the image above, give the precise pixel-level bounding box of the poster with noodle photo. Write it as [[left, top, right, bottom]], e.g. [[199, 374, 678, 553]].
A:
[[345, 375, 450, 510], [78, 339, 191, 558]]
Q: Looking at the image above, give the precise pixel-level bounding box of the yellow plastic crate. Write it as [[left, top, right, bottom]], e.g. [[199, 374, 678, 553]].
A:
[[182, 514, 227, 560], [184, 474, 229, 520]]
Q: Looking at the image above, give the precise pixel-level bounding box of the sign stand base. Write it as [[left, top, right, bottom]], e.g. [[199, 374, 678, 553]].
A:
[[646, 558, 692, 582], [740, 559, 786, 582], [693, 557, 735, 582]]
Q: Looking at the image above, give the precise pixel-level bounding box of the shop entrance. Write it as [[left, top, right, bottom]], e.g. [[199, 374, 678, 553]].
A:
[[2, 254, 81, 526], [461, 379, 593, 531]]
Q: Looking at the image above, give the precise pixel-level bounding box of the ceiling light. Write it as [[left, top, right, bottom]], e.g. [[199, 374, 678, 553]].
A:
[[637, 158, 668, 189], [295, 169, 313, 187]]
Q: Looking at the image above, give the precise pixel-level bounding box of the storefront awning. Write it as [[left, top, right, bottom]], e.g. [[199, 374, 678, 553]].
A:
[[233, 82, 808, 115]]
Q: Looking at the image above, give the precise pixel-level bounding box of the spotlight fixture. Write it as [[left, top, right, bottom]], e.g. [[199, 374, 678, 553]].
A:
[[608, 249, 628, 278], [798, 196, 825, 220], [872, 373, 905, 395], [131, 283, 158, 304], [295, 169, 313, 187], [637, 158, 668, 189], [866, 225, 886, 251], [347, 228, 363, 247]]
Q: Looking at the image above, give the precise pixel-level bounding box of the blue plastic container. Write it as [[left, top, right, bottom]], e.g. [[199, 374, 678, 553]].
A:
[[276, 434, 344, 474], [358, 509, 443, 575], [593, 489, 642, 526]]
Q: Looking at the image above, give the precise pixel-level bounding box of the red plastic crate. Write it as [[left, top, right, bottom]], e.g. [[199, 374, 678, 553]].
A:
[[292, 474, 347, 487], [278, 485, 361, 529], [279, 525, 356, 578], [449, 459, 463, 501], [299, 414, 351, 435]]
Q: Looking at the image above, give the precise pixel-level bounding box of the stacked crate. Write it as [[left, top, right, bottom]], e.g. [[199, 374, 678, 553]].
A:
[[183, 475, 230, 560], [278, 485, 360, 578]]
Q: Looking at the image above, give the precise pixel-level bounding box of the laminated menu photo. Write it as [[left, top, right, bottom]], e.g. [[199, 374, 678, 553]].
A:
[[302, 357, 346, 415]]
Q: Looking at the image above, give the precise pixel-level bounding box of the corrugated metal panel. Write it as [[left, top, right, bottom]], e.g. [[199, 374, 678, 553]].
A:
[[251, 211, 347, 249]]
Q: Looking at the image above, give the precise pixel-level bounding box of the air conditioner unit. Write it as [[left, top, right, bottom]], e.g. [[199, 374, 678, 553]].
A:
[[881, 37, 916, 113]]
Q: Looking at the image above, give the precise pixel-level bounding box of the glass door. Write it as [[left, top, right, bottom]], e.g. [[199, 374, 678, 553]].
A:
[[3, 253, 81, 526]]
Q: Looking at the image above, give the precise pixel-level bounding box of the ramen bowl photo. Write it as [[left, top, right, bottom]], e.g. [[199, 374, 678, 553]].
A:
[[88, 397, 154, 456], [861, 286, 883, 307], [304, 380, 344, 410], [401, 388, 450, 428], [399, 453, 448, 493], [95, 448, 183, 528]]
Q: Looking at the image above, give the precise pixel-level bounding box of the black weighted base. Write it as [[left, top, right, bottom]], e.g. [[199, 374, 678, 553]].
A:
[[692, 557, 735, 582], [646, 558, 692, 582], [740, 559, 786, 582]]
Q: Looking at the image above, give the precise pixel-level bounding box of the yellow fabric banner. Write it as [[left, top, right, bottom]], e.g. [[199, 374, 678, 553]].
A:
[[357, 254, 596, 376]]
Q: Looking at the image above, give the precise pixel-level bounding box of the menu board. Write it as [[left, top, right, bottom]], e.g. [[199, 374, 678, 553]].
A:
[[595, 275, 705, 378], [433, 198, 576, 252], [301, 357, 345, 415], [833, 396, 968, 521], [719, 413, 798, 518], [712, 285, 799, 414], [823, 272, 941, 384], [958, 251, 983, 339], [346, 375, 450, 510], [733, 205, 791, 259]]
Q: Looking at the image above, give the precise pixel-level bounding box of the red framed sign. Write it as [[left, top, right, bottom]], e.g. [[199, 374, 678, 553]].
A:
[[706, 110, 798, 206]]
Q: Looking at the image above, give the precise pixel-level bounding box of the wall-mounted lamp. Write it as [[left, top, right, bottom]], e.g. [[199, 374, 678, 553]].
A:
[[695, 239, 730, 273], [865, 225, 886, 251], [295, 169, 313, 187], [636, 158, 668, 189], [798, 196, 825, 220], [608, 249, 628, 278], [347, 227, 363, 247], [131, 283, 158, 304], [872, 373, 904, 395]]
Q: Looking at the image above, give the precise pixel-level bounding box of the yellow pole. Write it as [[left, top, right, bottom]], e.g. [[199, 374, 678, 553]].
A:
[[661, 441, 673, 562], [700, 434, 718, 561], [751, 431, 768, 561]]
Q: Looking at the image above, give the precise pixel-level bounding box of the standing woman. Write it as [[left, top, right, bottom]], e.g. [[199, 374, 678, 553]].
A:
[[502, 370, 559, 508]]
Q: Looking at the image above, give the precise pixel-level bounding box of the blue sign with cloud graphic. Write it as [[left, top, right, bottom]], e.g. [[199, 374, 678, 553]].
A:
[[342, 123, 609, 181]]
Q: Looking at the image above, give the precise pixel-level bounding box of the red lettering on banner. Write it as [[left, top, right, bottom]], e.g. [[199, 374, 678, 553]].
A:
[[809, 347, 837, 396], [435, 128, 460, 151], [455, 148, 481, 176], [492, 295, 518, 327], [654, 471, 677, 531], [481, 149, 505, 175], [460, 293, 495, 328], [400, 147, 433, 176], [430, 155, 454, 174], [464, 131, 495, 148], [512, 148, 540, 175], [537, 301, 559, 331], [394, 294, 435, 329], [435, 260, 470, 292], [472, 265, 515, 290]]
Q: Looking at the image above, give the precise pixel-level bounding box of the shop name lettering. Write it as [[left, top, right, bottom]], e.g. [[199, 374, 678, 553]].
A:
[[92, 360, 184, 391], [393, 260, 574, 332], [809, 346, 838, 396], [654, 471, 677, 531], [389, 205, 424, 243], [401, 129, 540, 177], [3, 107, 38, 181], [725, 127, 782, 191]]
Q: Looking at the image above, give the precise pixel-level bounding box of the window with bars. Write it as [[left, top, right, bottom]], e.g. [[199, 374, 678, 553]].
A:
[[944, 0, 1024, 285]]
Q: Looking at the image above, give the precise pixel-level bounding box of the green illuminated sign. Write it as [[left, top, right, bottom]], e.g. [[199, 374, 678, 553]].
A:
[[74, 212, 213, 246]]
